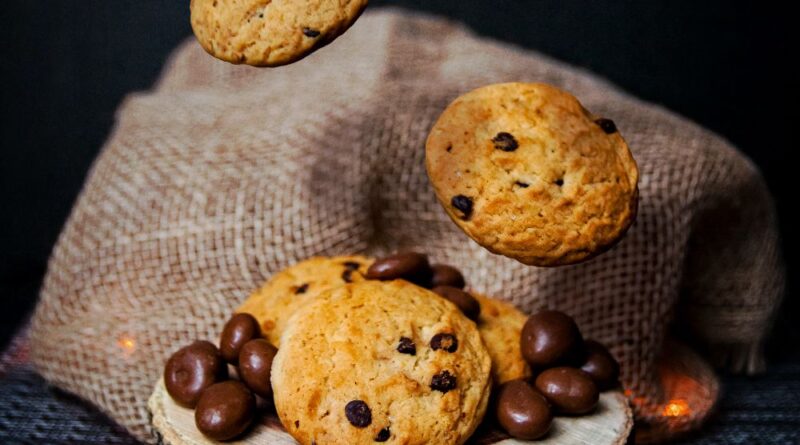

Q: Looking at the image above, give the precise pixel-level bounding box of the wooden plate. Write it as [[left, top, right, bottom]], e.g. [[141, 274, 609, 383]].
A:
[[149, 379, 632, 444]]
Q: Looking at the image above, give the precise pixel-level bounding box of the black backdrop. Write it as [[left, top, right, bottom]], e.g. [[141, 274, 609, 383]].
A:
[[1, 1, 797, 352]]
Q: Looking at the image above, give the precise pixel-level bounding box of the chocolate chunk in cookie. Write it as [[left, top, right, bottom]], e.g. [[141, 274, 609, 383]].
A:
[[345, 400, 372, 427], [430, 333, 459, 353]]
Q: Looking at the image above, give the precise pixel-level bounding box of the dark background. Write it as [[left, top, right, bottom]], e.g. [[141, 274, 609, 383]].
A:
[[1, 1, 797, 354]]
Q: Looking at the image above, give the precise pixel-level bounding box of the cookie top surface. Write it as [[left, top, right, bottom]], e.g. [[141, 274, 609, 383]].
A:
[[237, 255, 372, 346], [473, 293, 531, 385], [426, 82, 639, 266], [271, 280, 492, 445], [190, 0, 368, 66]]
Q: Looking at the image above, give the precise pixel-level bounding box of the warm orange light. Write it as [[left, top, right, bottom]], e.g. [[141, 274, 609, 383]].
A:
[[662, 399, 691, 417], [118, 336, 136, 353]]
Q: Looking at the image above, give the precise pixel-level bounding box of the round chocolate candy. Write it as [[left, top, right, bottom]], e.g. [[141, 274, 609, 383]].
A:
[[195, 380, 256, 441], [430, 264, 466, 289], [432, 286, 480, 320], [164, 340, 228, 408], [534, 367, 599, 414], [238, 338, 278, 399], [580, 340, 620, 390], [219, 313, 261, 364], [365, 252, 432, 286], [520, 310, 584, 367], [495, 379, 552, 440]]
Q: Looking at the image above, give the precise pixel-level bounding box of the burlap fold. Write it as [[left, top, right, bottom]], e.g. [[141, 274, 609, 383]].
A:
[[29, 8, 783, 443]]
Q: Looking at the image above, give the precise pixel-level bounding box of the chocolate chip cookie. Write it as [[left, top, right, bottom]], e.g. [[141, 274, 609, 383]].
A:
[[271, 280, 492, 444], [190, 0, 369, 66], [236, 255, 372, 346], [473, 293, 532, 384], [426, 82, 639, 266]]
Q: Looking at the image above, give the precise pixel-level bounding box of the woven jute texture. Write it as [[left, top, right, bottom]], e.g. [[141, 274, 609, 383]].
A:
[[29, 8, 783, 444]]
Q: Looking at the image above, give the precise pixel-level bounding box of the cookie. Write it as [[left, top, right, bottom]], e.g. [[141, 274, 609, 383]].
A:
[[237, 255, 372, 346], [272, 280, 492, 445], [190, 0, 369, 67], [426, 82, 639, 266], [473, 293, 532, 384]]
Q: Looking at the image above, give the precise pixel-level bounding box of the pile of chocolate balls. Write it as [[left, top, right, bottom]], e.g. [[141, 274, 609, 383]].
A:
[[495, 310, 620, 440]]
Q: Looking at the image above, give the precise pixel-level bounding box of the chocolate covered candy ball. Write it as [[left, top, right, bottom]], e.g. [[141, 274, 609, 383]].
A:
[[521, 310, 584, 367], [580, 340, 620, 390], [495, 379, 552, 440], [238, 338, 278, 399], [164, 340, 228, 408], [365, 252, 432, 286], [430, 264, 466, 289], [219, 313, 261, 364], [195, 380, 256, 441], [535, 367, 599, 414], [432, 285, 480, 320]]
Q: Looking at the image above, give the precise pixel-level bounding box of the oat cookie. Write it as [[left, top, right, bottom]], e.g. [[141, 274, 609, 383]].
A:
[[426, 82, 639, 266], [271, 280, 492, 445], [190, 0, 369, 66], [473, 293, 532, 384], [237, 255, 372, 346]]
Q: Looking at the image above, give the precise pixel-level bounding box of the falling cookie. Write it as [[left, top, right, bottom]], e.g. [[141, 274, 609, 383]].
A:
[[426, 82, 639, 266], [190, 0, 369, 66]]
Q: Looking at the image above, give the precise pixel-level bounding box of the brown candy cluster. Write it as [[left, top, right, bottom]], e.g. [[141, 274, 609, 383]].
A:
[[495, 310, 620, 440], [164, 313, 277, 441]]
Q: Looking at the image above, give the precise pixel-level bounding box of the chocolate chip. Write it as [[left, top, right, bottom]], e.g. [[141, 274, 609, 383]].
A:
[[492, 132, 519, 151], [515, 181, 530, 188], [430, 333, 458, 353], [374, 427, 391, 442], [446, 145, 453, 152], [302, 27, 320, 38], [164, 341, 228, 408], [451, 195, 473, 220], [554, 178, 564, 186], [343, 261, 361, 270], [195, 381, 255, 441], [595, 118, 617, 134], [219, 313, 261, 364], [430, 370, 457, 393], [294, 283, 309, 294], [342, 269, 355, 283], [345, 400, 372, 427], [397, 337, 416, 355], [431, 333, 458, 352]]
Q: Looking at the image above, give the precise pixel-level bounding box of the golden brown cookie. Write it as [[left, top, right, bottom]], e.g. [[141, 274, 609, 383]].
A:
[[473, 292, 532, 384], [190, 0, 369, 67], [271, 280, 492, 445], [426, 82, 639, 266], [237, 255, 372, 346]]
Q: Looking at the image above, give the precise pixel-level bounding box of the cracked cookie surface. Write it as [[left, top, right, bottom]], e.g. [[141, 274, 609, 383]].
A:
[[190, 0, 368, 66], [271, 280, 492, 445], [237, 255, 372, 347], [426, 82, 639, 266]]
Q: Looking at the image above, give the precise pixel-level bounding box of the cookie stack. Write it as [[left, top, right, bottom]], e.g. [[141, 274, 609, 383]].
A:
[[162, 252, 621, 443]]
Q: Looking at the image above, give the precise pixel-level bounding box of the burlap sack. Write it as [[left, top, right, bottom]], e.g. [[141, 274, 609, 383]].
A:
[[29, 8, 783, 444]]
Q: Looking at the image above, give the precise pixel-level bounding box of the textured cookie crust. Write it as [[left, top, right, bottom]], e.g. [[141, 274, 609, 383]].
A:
[[237, 255, 372, 346], [190, 0, 369, 67], [473, 293, 531, 385], [426, 82, 639, 266], [272, 280, 492, 445]]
